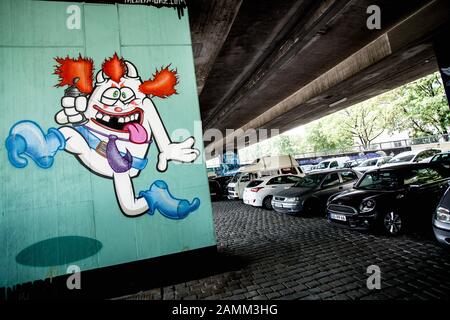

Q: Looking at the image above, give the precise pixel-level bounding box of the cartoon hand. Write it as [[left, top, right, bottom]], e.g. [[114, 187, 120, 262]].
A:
[[157, 137, 200, 172], [55, 96, 88, 125]]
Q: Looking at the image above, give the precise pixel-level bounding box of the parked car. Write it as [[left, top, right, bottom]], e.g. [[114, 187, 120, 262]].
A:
[[242, 174, 303, 209], [383, 149, 441, 167], [272, 169, 362, 215], [344, 159, 364, 168], [227, 158, 303, 199], [300, 164, 315, 173], [429, 151, 450, 168], [227, 172, 256, 199], [354, 156, 392, 173], [209, 178, 223, 201], [327, 163, 450, 236], [433, 186, 450, 247], [310, 157, 349, 172], [212, 175, 233, 198]]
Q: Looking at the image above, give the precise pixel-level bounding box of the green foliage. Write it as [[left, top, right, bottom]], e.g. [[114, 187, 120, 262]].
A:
[[338, 95, 395, 149], [305, 117, 354, 152], [276, 135, 296, 155], [390, 73, 450, 137]]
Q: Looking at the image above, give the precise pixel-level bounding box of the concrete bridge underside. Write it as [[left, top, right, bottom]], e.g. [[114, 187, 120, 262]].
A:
[[188, 0, 450, 155]]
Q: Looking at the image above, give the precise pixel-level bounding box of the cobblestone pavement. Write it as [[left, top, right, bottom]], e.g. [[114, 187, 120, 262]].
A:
[[122, 200, 450, 300]]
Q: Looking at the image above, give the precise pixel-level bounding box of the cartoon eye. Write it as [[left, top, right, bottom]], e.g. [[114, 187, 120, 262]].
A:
[[120, 87, 136, 104], [101, 87, 120, 106]]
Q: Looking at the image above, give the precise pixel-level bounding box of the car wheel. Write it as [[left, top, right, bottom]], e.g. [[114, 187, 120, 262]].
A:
[[303, 198, 320, 215], [262, 196, 273, 210], [382, 211, 403, 236]]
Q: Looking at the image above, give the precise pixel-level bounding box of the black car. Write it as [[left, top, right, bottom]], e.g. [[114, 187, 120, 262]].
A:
[[429, 151, 450, 168], [208, 178, 223, 201], [327, 163, 450, 236], [212, 175, 233, 197], [433, 186, 450, 247], [272, 169, 362, 215]]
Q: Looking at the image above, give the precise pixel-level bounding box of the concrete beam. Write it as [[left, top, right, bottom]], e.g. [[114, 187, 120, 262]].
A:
[[203, 0, 349, 129], [189, 0, 242, 94]]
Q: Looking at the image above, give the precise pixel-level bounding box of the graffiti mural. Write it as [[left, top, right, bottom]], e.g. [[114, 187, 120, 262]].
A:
[[5, 53, 201, 219]]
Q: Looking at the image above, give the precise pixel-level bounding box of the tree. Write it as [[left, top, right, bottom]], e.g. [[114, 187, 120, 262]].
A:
[[391, 73, 450, 138], [307, 122, 338, 152], [339, 96, 394, 149], [277, 135, 296, 155], [305, 115, 354, 152]]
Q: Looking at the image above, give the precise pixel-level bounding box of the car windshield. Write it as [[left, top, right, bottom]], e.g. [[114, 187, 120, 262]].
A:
[[317, 161, 330, 169], [388, 154, 414, 163], [356, 171, 401, 190], [293, 173, 327, 188]]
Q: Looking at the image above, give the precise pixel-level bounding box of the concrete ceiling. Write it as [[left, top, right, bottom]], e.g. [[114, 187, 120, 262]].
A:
[[188, 0, 450, 152]]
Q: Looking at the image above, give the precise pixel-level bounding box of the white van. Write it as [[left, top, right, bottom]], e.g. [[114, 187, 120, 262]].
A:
[[227, 155, 303, 199]]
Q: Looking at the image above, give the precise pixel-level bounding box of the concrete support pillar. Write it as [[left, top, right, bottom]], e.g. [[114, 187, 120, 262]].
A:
[[434, 24, 450, 107]]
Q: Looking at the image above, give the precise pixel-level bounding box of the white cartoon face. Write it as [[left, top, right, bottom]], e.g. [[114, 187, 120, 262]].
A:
[[85, 73, 150, 145]]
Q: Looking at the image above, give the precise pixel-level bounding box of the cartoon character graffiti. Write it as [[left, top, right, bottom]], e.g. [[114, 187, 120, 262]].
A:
[[5, 54, 201, 219]]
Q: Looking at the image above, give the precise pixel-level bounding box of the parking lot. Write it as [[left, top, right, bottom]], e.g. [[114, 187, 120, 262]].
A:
[[123, 200, 450, 300]]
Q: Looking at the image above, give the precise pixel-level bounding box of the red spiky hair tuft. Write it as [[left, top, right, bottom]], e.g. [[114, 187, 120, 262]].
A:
[[54, 54, 94, 94], [102, 53, 126, 83], [139, 65, 178, 98]]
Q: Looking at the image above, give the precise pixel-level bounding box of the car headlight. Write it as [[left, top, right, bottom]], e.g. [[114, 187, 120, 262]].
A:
[[360, 199, 376, 213], [436, 207, 450, 223], [285, 197, 300, 202]]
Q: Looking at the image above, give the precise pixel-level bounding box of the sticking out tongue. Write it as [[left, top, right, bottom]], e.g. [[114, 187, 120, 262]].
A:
[[124, 123, 148, 144]]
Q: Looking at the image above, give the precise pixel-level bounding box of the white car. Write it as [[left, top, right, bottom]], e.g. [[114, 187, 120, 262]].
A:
[[354, 156, 392, 173], [309, 157, 349, 172], [242, 174, 303, 209], [227, 172, 255, 199], [227, 166, 303, 199], [383, 149, 441, 167]]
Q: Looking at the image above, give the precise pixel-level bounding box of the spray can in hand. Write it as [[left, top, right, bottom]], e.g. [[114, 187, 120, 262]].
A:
[[65, 77, 89, 127]]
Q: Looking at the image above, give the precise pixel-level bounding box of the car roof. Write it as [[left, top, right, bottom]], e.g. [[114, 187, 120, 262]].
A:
[[392, 150, 416, 157], [306, 168, 353, 175], [433, 151, 450, 156], [360, 157, 381, 162], [258, 174, 300, 182], [366, 162, 442, 172], [393, 149, 440, 158], [319, 158, 345, 162]]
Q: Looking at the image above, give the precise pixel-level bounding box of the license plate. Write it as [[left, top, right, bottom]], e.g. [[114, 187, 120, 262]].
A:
[[273, 203, 283, 208], [330, 213, 347, 221]]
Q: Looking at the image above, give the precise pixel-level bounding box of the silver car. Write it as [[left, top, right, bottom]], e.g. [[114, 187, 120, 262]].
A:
[[272, 169, 362, 215], [434, 186, 450, 247]]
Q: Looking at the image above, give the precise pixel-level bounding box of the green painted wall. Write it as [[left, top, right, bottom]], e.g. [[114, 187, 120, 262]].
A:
[[0, 0, 216, 288]]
